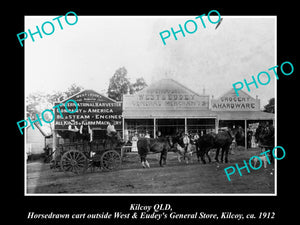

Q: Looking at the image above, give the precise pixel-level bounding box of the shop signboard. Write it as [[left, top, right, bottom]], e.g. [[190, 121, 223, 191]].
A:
[[54, 90, 122, 130], [123, 79, 209, 111], [211, 89, 260, 111]]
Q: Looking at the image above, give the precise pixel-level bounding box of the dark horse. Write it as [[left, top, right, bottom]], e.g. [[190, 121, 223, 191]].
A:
[[255, 122, 275, 163], [137, 137, 172, 168], [196, 130, 233, 164], [233, 126, 245, 146]]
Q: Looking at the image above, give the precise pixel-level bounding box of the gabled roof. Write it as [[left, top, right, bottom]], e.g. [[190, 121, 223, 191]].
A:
[[123, 78, 211, 115], [56, 89, 120, 104], [133, 78, 207, 97], [215, 88, 256, 100]]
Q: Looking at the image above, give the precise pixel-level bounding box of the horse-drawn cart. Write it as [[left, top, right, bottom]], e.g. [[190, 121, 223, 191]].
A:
[[50, 141, 122, 174]]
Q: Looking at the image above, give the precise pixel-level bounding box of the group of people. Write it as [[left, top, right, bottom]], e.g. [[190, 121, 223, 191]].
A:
[[65, 119, 274, 157], [174, 131, 202, 154], [130, 130, 202, 152], [67, 119, 119, 149], [67, 119, 93, 142], [131, 130, 152, 152]]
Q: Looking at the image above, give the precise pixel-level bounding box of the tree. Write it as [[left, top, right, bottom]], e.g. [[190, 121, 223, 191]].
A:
[[131, 77, 148, 93], [26, 92, 53, 118], [46, 83, 84, 104], [107, 67, 148, 101], [107, 67, 131, 101], [263, 98, 275, 113], [26, 83, 84, 131], [65, 83, 84, 98]]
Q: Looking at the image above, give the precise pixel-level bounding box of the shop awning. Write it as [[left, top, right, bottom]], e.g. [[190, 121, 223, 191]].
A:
[[215, 111, 275, 121]]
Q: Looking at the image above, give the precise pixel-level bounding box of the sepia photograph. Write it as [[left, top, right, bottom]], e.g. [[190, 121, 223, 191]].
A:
[[24, 15, 276, 195]]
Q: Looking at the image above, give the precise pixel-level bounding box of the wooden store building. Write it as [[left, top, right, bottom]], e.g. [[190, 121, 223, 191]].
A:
[[122, 79, 274, 148]]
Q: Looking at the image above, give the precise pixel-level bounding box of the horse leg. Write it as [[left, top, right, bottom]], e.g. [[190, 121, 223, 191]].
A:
[[224, 146, 230, 163], [196, 145, 200, 162], [163, 150, 167, 165], [141, 158, 145, 168], [140, 155, 147, 168], [215, 148, 220, 162], [206, 149, 211, 163], [160, 150, 167, 166], [185, 155, 189, 164], [141, 157, 146, 168], [177, 153, 181, 162], [196, 150, 200, 162], [145, 159, 150, 168], [159, 152, 164, 167], [200, 151, 206, 164], [220, 148, 225, 163]]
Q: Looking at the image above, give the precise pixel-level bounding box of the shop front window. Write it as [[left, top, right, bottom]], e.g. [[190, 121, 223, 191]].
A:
[[156, 119, 185, 136], [187, 118, 215, 135], [124, 119, 154, 142]]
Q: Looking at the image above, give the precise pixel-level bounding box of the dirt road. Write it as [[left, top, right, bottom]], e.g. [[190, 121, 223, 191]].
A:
[[26, 148, 274, 194]]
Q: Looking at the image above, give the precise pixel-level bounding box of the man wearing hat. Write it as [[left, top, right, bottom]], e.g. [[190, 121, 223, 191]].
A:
[[106, 120, 117, 149], [68, 120, 79, 142], [107, 120, 116, 136], [79, 119, 93, 142]]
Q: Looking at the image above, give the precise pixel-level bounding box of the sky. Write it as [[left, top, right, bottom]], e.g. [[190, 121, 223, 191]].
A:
[[25, 15, 276, 108]]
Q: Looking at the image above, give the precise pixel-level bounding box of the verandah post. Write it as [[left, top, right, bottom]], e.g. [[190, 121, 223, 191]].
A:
[[245, 120, 247, 150]]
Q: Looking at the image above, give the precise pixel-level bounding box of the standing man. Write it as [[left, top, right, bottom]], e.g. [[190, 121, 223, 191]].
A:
[[106, 120, 117, 149], [107, 120, 117, 136], [183, 133, 190, 159], [79, 119, 93, 152], [68, 119, 79, 142], [156, 130, 162, 139], [79, 119, 93, 142]]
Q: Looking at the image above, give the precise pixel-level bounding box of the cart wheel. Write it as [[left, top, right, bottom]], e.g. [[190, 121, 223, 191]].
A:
[[101, 150, 121, 171], [60, 150, 88, 174]]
